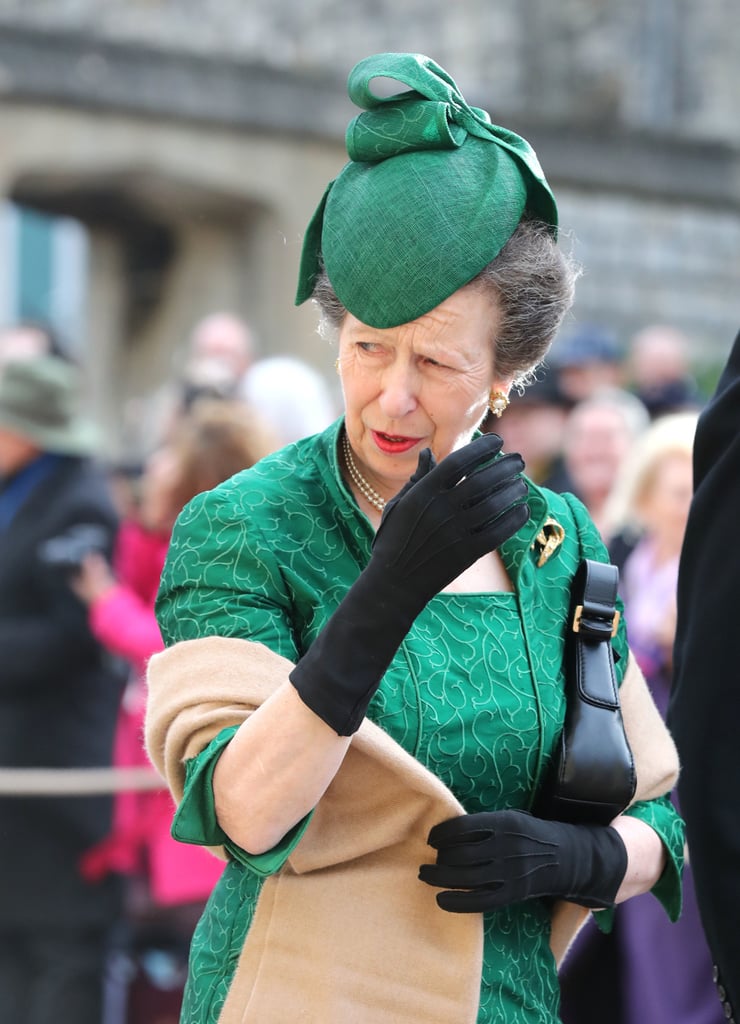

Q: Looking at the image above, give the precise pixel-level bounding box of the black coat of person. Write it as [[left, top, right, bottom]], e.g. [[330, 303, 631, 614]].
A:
[[669, 328, 740, 1021], [0, 356, 126, 1022]]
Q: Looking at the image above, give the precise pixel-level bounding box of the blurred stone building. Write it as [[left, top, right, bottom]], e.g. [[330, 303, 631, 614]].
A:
[[0, 0, 738, 454]]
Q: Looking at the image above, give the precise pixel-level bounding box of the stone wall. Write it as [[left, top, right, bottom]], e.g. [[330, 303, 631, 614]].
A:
[[1, 0, 738, 141], [0, 2, 738, 452], [558, 189, 740, 355]]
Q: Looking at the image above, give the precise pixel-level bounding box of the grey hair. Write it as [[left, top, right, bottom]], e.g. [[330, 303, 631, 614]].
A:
[[310, 219, 580, 388]]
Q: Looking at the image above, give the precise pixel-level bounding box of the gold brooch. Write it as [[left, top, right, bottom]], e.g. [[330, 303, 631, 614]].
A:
[[532, 517, 565, 567]]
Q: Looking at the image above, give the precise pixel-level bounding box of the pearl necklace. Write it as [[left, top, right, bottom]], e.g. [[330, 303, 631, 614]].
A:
[[342, 431, 387, 512]]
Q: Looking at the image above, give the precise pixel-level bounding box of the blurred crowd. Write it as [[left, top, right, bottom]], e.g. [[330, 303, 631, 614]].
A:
[[493, 321, 721, 1024], [0, 311, 720, 1023], [0, 313, 338, 1024]]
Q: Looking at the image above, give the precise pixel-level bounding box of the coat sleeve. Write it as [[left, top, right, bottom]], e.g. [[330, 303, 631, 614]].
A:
[[89, 583, 164, 667], [0, 497, 118, 692], [669, 328, 740, 1015]]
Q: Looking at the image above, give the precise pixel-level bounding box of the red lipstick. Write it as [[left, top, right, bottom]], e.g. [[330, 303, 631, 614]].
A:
[[371, 430, 422, 454]]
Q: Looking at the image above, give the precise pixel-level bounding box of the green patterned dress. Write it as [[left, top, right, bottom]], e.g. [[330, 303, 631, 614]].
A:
[[156, 418, 684, 1024]]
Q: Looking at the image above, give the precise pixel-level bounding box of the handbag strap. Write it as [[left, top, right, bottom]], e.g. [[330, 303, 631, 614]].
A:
[[570, 559, 621, 709]]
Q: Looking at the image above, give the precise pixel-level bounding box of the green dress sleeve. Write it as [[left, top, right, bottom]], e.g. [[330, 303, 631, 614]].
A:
[[622, 795, 685, 920], [155, 483, 301, 660], [593, 794, 685, 933], [171, 725, 313, 877]]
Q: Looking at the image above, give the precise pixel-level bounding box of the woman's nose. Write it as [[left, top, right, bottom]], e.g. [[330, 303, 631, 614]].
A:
[[378, 362, 418, 419]]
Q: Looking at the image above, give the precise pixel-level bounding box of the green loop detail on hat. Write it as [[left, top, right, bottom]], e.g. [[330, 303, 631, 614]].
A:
[[346, 96, 468, 162], [296, 52, 559, 328], [346, 53, 538, 167]]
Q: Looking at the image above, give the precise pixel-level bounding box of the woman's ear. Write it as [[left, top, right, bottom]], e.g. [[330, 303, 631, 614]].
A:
[[491, 377, 514, 398]]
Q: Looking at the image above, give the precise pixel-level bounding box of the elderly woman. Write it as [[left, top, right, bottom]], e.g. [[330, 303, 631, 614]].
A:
[[145, 53, 684, 1024]]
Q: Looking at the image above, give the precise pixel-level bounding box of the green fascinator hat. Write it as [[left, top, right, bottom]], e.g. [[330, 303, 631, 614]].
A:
[[295, 52, 558, 328]]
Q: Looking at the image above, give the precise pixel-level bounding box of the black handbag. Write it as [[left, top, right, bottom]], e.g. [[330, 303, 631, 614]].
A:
[[535, 558, 637, 827]]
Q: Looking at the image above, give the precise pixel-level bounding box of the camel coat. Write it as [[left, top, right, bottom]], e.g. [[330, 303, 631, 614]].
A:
[[146, 636, 679, 1024]]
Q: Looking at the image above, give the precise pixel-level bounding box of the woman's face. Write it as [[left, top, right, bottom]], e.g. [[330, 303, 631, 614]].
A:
[[337, 284, 508, 501], [0, 428, 39, 476], [564, 403, 635, 505], [637, 451, 693, 556]]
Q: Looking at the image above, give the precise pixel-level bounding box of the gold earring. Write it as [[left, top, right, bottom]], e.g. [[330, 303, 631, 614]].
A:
[[488, 390, 509, 418], [334, 358, 341, 375]]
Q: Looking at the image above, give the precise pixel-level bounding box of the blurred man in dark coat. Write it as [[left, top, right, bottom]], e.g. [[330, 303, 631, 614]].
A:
[[670, 328, 740, 1023], [0, 355, 125, 1024]]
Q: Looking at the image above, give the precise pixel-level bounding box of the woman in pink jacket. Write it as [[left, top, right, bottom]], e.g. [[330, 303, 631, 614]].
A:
[[72, 398, 277, 915]]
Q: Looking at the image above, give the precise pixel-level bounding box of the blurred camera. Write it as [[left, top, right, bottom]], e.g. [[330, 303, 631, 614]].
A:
[[38, 523, 110, 571]]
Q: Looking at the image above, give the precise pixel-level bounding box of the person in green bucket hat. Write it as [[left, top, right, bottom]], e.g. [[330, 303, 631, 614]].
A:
[[0, 353, 126, 1024], [145, 53, 684, 1024]]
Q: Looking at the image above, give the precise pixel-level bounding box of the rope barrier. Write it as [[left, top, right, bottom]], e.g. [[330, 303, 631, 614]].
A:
[[0, 766, 167, 796]]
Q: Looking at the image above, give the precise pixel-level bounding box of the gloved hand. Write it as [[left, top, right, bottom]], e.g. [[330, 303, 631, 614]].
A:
[[290, 432, 530, 734], [418, 809, 628, 912]]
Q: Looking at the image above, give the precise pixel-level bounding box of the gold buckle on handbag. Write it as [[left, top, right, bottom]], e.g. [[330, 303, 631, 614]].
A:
[[572, 605, 620, 637]]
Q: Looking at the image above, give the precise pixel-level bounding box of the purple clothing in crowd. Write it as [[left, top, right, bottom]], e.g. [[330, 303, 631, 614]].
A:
[[619, 538, 723, 1024]]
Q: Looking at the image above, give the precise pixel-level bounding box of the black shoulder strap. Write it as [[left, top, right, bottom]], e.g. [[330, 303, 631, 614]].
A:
[[569, 559, 620, 709]]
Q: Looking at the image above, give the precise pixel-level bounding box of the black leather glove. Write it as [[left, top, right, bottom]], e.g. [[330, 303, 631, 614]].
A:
[[290, 432, 530, 734], [419, 809, 628, 912]]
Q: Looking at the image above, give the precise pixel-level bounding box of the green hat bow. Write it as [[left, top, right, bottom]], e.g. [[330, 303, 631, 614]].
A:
[[296, 52, 558, 328], [345, 53, 545, 171]]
